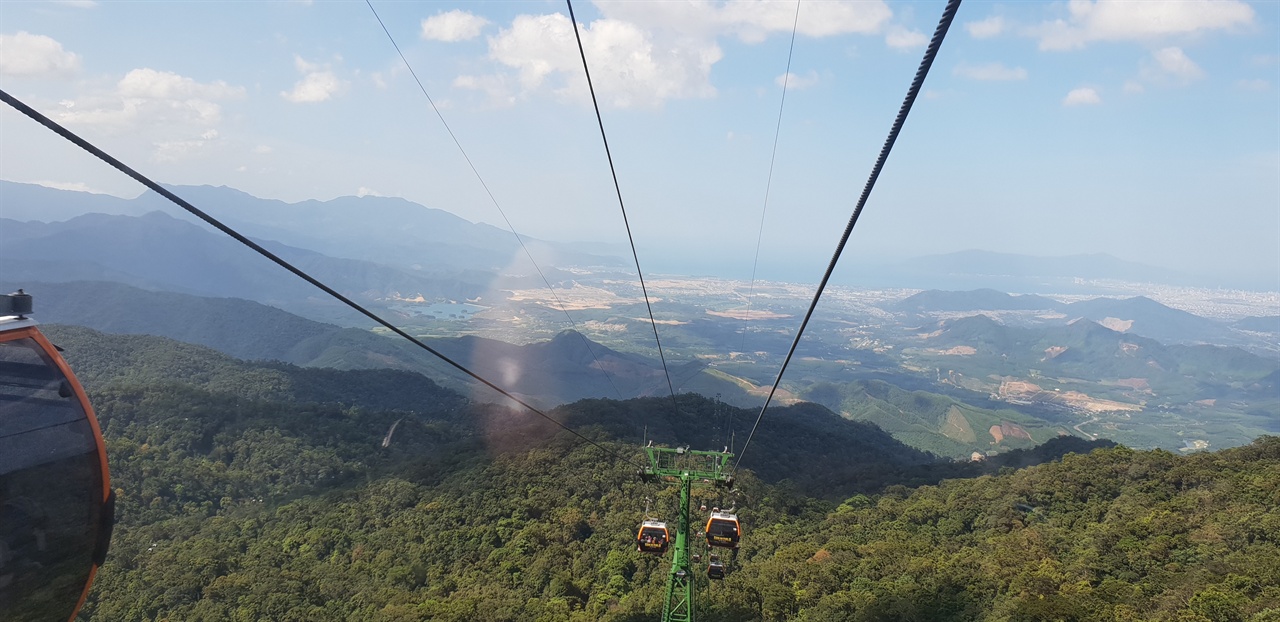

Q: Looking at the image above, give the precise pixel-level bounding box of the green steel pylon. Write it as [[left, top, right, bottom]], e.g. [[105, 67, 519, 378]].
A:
[[639, 445, 735, 622]]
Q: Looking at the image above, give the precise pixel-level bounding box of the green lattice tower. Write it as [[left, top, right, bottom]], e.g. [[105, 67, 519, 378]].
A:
[[639, 446, 735, 622]]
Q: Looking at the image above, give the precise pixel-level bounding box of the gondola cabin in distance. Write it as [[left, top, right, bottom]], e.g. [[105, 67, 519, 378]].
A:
[[705, 511, 740, 549], [636, 520, 669, 555], [707, 553, 726, 580], [0, 290, 114, 622]]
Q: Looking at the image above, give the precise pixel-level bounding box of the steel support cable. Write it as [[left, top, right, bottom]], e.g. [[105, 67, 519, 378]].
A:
[[733, 0, 963, 472], [564, 0, 682, 415], [0, 88, 641, 470], [741, 0, 802, 355], [365, 0, 625, 402]]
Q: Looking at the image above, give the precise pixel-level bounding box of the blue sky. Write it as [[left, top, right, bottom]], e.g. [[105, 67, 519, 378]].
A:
[[1, 0, 1277, 287]]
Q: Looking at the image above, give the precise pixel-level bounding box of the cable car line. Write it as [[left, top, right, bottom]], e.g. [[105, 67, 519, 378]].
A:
[[0, 88, 642, 471], [565, 0, 683, 416], [733, 0, 963, 473], [365, 0, 625, 402], [741, 0, 802, 355]]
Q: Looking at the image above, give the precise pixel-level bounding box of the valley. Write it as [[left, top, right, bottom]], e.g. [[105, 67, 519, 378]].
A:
[[3, 182, 1278, 621]]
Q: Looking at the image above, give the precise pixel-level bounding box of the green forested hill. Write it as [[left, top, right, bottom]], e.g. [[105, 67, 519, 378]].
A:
[[41, 326, 1280, 621], [802, 379, 1066, 459]]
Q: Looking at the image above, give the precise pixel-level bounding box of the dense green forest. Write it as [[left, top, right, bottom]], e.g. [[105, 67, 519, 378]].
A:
[[37, 326, 1280, 621]]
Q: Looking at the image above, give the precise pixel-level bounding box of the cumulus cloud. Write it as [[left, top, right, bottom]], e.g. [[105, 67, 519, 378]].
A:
[[965, 16, 1005, 39], [1063, 87, 1102, 106], [56, 68, 243, 130], [117, 67, 241, 101], [463, 13, 721, 108], [953, 62, 1027, 81], [1145, 46, 1205, 83], [592, 1, 892, 43], [51, 68, 243, 162], [775, 70, 818, 90], [885, 27, 928, 50], [281, 55, 347, 103], [0, 32, 81, 77], [421, 9, 489, 41], [1036, 0, 1254, 51], [454, 1, 905, 108], [356, 187, 384, 197]]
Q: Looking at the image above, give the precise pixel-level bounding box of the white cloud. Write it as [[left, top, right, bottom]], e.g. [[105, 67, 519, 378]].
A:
[[50, 68, 243, 162], [421, 9, 489, 42], [52, 1, 96, 8], [965, 16, 1005, 39], [1237, 78, 1270, 91], [885, 27, 928, 50], [281, 55, 347, 103], [1036, 0, 1254, 51], [56, 68, 244, 130], [953, 62, 1027, 81], [282, 71, 345, 103], [1123, 80, 1145, 94], [457, 2, 902, 108], [1063, 87, 1102, 106], [0, 32, 81, 77], [1146, 46, 1205, 83], [473, 13, 721, 108], [253, 145, 273, 154], [592, 1, 892, 43], [117, 67, 241, 100], [775, 70, 818, 90], [356, 187, 384, 197]]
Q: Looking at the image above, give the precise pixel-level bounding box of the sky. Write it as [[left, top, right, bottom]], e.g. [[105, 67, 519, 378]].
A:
[[1, 0, 1277, 288]]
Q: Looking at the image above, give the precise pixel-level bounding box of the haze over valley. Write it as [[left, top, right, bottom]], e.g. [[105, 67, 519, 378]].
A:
[[4, 182, 1276, 461]]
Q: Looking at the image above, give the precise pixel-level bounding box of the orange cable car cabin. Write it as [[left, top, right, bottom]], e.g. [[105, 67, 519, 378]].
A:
[[0, 291, 114, 622], [636, 520, 669, 555], [705, 511, 740, 549]]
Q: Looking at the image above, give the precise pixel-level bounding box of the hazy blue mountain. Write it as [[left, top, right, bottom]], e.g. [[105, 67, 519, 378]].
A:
[[892, 288, 1064, 313], [127, 184, 624, 272], [2, 180, 624, 278], [919, 314, 1279, 391], [1064, 295, 1232, 345], [0, 211, 489, 307], [0, 180, 145, 221], [900, 251, 1189, 282], [843, 249, 1276, 291]]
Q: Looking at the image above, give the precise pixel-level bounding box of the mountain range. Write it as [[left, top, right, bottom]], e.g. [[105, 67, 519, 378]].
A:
[[892, 288, 1250, 349], [1, 180, 622, 273], [6, 180, 1262, 291], [9, 280, 758, 409]]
